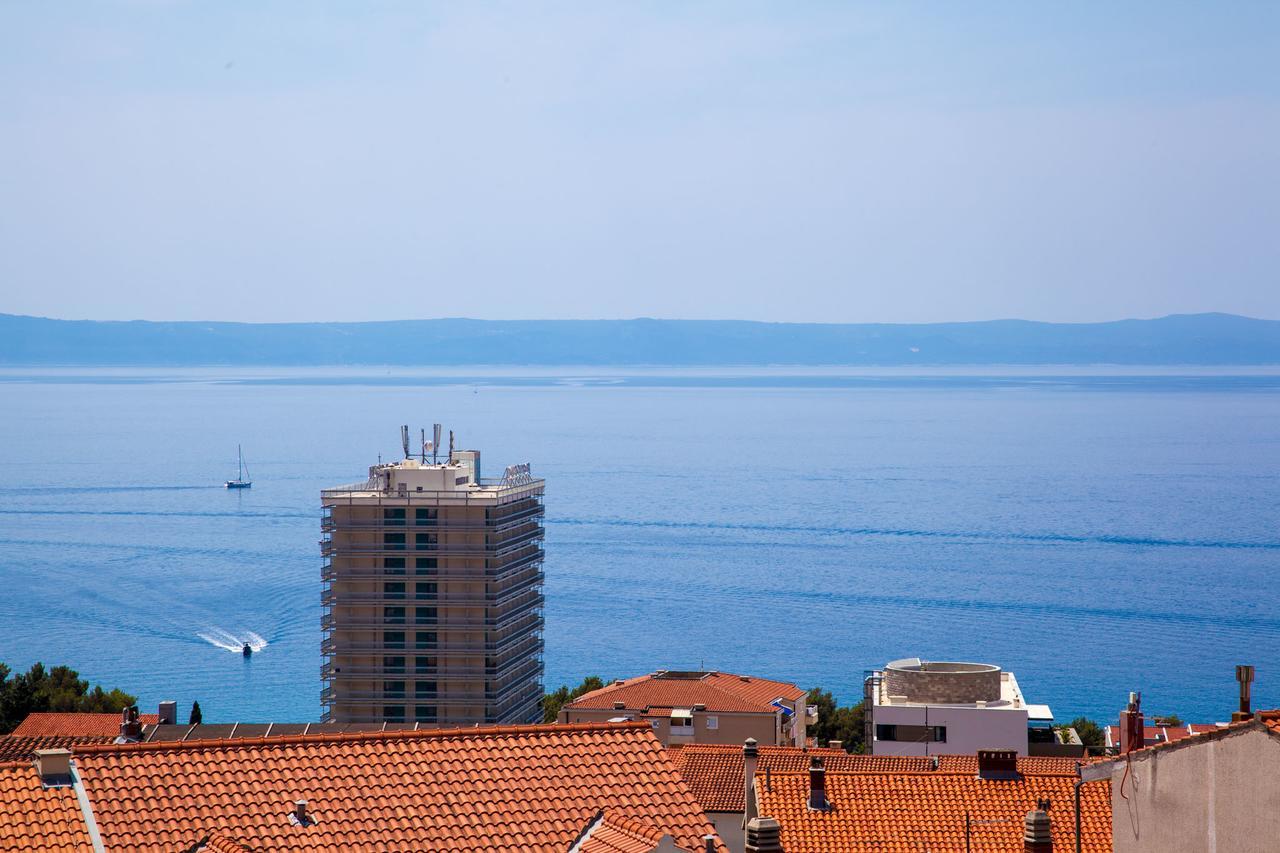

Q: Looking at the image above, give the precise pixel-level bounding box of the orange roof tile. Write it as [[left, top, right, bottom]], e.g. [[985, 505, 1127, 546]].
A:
[[11, 712, 159, 738], [202, 834, 255, 852], [0, 734, 114, 763], [72, 721, 727, 852], [576, 811, 703, 853], [672, 744, 1086, 813], [567, 671, 806, 715], [756, 769, 1111, 853], [0, 760, 92, 852]]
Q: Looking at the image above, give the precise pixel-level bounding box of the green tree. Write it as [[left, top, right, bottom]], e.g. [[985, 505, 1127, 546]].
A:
[[807, 687, 866, 753], [1070, 716, 1105, 748], [189, 701, 203, 725], [542, 675, 606, 723], [0, 662, 137, 734]]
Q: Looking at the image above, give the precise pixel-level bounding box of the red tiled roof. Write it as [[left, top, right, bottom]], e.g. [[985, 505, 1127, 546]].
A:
[[11, 712, 159, 738], [0, 760, 92, 852], [203, 835, 254, 852], [1103, 722, 1224, 748], [576, 811, 700, 853], [756, 769, 1111, 853], [567, 672, 806, 715], [0, 734, 114, 763], [671, 744, 1085, 813], [72, 721, 727, 852]]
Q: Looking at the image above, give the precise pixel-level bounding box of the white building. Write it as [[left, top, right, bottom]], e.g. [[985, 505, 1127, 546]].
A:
[[864, 658, 1055, 757]]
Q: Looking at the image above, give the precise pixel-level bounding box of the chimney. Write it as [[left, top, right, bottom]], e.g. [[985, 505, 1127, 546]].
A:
[[744, 817, 782, 853], [158, 700, 177, 726], [827, 739, 842, 749], [613, 701, 626, 710], [976, 749, 1020, 781], [1024, 799, 1052, 852], [116, 705, 143, 744], [289, 799, 314, 827], [33, 749, 72, 787], [807, 756, 829, 811], [1232, 665, 1255, 723], [1120, 692, 1144, 753], [742, 738, 759, 822], [703, 835, 716, 853]]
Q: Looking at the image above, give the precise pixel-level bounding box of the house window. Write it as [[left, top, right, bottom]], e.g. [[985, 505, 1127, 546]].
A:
[[415, 508, 438, 525], [415, 631, 438, 650], [415, 558, 437, 575], [414, 656, 437, 673], [932, 726, 947, 743], [672, 716, 693, 729], [383, 705, 405, 722], [416, 583, 438, 600], [415, 532, 438, 549], [876, 724, 898, 742], [415, 705, 437, 722], [415, 681, 438, 699], [383, 532, 406, 550], [705, 716, 718, 730], [383, 656, 405, 674], [383, 606, 405, 625], [383, 582, 406, 600], [384, 557, 406, 574], [416, 607, 437, 623], [383, 631, 405, 649], [383, 681, 405, 699], [383, 508, 406, 527]]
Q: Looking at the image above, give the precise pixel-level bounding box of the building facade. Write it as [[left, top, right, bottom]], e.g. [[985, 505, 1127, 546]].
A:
[[864, 658, 1055, 757], [321, 444, 544, 725]]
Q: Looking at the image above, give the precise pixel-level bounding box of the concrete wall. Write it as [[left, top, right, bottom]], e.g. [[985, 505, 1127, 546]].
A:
[[883, 663, 1001, 704], [709, 812, 745, 853], [871, 703, 1028, 756], [559, 707, 782, 747], [1112, 724, 1280, 853]]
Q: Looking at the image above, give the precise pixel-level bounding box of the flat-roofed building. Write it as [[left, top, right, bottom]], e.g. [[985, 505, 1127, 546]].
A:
[[865, 657, 1056, 757], [321, 435, 545, 725]]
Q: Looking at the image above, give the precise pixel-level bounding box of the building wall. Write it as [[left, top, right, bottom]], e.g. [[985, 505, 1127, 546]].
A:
[[871, 703, 1029, 756], [559, 707, 783, 747], [1111, 725, 1280, 853], [883, 665, 1001, 704], [709, 812, 745, 853]]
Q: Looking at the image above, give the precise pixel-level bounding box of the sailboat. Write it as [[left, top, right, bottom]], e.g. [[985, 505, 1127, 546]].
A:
[[225, 445, 252, 489]]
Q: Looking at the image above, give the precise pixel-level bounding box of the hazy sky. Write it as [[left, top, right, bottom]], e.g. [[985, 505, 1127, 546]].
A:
[[1, 2, 1277, 323]]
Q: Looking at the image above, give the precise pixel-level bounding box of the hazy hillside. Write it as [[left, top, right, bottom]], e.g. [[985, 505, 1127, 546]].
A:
[[2, 313, 1278, 366]]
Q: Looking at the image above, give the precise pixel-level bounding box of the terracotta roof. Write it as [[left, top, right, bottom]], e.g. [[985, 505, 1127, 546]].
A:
[[671, 744, 1086, 813], [0, 760, 92, 852], [72, 721, 726, 852], [755, 769, 1111, 853], [575, 811, 701, 853], [202, 835, 254, 852], [1095, 709, 1280, 763], [1102, 722, 1223, 748], [566, 672, 806, 715], [0, 734, 114, 763], [11, 712, 159, 738]]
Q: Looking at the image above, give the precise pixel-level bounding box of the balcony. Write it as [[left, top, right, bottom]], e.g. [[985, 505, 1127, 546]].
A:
[[321, 504, 544, 534], [319, 528, 544, 560], [322, 633, 543, 659], [321, 548, 543, 581], [320, 580, 542, 610]]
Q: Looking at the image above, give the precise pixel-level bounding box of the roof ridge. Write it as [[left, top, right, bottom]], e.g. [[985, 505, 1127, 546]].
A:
[[757, 768, 1084, 779], [72, 720, 654, 757]]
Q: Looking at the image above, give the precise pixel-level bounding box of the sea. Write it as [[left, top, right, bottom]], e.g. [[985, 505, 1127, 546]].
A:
[[2, 366, 1279, 727]]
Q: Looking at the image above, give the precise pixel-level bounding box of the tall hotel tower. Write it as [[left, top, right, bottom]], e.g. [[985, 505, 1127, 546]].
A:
[[321, 428, 545, 725]]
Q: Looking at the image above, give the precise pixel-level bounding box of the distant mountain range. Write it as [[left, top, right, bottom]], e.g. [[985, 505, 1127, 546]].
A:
[[2, 312, 1279, 366]]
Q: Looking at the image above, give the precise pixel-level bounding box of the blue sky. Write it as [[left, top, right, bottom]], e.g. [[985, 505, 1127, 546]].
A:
[[1, 2, 1276, 322]]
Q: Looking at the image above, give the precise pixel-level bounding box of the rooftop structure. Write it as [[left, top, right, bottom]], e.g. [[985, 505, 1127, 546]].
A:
[[865, 658, 1055, 756], [321, 426, 545, 725], [561, 670, 811, 747], [10, 711, 160, 738], [2, 720, 726, 851], [0, 754, 90, 852]]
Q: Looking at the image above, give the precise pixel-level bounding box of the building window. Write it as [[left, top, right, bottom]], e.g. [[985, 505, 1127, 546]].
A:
[[876, 724, 898, 742], [416, 607, 438, 624], [383, 681, 405, 699], [383, 705, 405, 722], [383, 582, 406, 600], [383, 508, 406, 527], [415, 582, 438, 600], [383, 656, 405, 674], [415, 681, 438, 699], [415, 631, 438, 650], [415, 558, 437, 575], [415, 508, 437, 525], [414, 656, 437, 673], [383, 532, 406, 551], [383, 631, 405, 649], [672, 716, 693, 729], [650, 720, 661, 730], [705, 716, 718, 730], [415, 532, 438, 549], [383, 606, 405, 625], [932, 726, 947, 743], [384, 557, 406, 574], [415, 705, 437, 722]]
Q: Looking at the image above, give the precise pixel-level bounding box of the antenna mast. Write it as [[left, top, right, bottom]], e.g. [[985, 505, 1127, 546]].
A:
[[400, 425, 410, 460], [432, 424, 442, 464]]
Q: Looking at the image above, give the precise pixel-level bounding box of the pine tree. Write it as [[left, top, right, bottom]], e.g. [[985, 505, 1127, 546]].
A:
[[189, 700, 203, 725]]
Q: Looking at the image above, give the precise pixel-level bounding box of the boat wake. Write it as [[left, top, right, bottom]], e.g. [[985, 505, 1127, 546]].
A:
[[198, 627, 268, 654]]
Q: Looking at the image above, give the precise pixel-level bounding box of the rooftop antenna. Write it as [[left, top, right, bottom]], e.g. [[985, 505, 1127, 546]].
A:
[[433, 424, 442, 464], [420, 428, 427, 463], [449, 430, 454, 458], [400, 425, 410, 460]]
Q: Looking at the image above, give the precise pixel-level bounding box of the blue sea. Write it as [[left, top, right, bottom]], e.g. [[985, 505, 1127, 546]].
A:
[[2, 366, 1279, 728]]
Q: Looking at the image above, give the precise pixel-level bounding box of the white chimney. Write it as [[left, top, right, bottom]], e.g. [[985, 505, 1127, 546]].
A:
[[158, 700, 177, 726]]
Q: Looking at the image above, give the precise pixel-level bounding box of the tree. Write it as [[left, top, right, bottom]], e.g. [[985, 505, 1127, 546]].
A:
[[189, 701, 203, 725], [1070, 716, 1105, 748], [807, 687, 866, 753], [0, 662, 137, 734], [542, 676, 606, 723]]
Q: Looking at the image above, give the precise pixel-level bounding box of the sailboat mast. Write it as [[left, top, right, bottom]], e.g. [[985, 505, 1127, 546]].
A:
[[238, 444, 243, 481]]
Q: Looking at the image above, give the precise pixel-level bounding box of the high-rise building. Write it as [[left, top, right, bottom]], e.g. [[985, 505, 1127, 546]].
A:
[[321, 433, 545, 725]]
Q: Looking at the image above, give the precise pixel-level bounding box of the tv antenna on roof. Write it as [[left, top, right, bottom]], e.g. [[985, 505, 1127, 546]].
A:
[[433, 424, 442, 464], [400, 425, 410, 460], [421, 428, 427, 463]]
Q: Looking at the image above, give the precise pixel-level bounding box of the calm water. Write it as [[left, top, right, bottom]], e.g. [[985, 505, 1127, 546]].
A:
[[2, 367, 1279, 727]]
